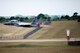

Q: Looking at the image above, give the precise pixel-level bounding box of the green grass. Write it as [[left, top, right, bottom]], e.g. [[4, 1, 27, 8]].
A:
[[34, 21, 80, 39], [1, 44, 47, 48], [0, 42, 80, 53]]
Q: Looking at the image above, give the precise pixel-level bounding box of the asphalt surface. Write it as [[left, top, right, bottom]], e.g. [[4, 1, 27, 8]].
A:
[[23, 21, 51, 39], [23, 27, 42, 39]]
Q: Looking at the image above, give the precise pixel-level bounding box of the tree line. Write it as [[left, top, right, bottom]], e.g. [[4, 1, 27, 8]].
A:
[[0, 16, 34, 23], [0, 12, 80, 23], [0, 13, 50, 23], [60, 12, 80, 22]]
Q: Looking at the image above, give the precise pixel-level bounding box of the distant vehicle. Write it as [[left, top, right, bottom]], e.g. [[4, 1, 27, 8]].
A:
[[4, 20, 32, 27]]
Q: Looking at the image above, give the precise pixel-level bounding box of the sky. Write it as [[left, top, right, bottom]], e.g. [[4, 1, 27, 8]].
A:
[[0, 0, 80, 16]]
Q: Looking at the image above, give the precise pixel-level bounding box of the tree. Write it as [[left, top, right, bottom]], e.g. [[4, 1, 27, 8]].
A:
[[71, 12, 78, 20], [73, 12, 78, 17], [27, 17, 34, 22], [61, 16, 65, 19], [64, 15, 70, 20], [15, 16, 20, 20], [25, 17, 29, 20], [10, 16, 15, 20], [0, 17, 6, 22], [77, 15, 80, 22], [19, 18, 24, 22], [37, 13, 45, 19], [60, 15, 70, 20]]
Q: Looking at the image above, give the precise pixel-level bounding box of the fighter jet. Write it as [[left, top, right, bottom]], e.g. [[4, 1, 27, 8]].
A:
[[4, 17, 43, 27]]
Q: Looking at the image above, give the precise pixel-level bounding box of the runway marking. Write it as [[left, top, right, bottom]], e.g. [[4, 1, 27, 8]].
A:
[[0, 38, 67, 42]]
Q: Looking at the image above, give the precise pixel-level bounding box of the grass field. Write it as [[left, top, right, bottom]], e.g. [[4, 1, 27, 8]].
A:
[[1, 21, 80, 39], [0, 24, 35, 36], [29, 21, 80, 39], [0, 42, 80, 53], [0, 47, 80, 53], [0, 21, 80, 53]]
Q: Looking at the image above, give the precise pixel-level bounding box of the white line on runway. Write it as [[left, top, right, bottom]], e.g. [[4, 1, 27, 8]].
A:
[[0, 39, 67, 42]]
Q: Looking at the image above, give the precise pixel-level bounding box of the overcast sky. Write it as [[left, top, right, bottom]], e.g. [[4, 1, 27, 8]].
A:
[[0, 0, 80, 16]]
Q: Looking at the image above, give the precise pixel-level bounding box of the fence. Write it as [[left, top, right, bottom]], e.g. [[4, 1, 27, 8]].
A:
[[0, 35, 24, 40]]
